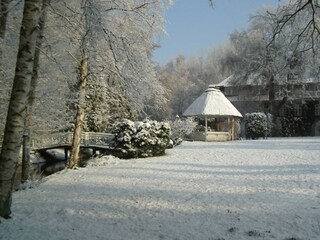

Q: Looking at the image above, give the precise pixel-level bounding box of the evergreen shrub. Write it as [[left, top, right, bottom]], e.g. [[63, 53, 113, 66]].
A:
[[110, 119, 171, 158], [244, 112, 269, 139], [280, 111, 304, 136]]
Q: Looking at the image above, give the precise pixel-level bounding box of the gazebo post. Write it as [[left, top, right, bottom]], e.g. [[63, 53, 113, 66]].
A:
[[231, 117, 235, 141], [205, 116, 208, 141], [228, 117, 231, 140], [228, 117, 234, 141]]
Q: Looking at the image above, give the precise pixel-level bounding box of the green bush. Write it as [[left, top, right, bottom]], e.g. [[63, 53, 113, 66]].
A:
[[244, 112, 269, 139], [110, 119, 172, 158], [280, 114, 304, 137]]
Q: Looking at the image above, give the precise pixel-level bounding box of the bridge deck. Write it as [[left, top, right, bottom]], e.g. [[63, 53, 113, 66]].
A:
[[31, 132, 118, 160], [34, 144, 115, 152], [31, 132, 115, 149]]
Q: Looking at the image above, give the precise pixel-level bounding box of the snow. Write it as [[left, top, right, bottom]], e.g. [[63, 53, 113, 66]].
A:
[[1, 137, 320, 240], [183, 86, 242, 118], [216, 74, 266, 87]]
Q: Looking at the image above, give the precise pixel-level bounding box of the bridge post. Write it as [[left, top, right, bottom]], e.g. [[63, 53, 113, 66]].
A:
[[22, 132, 30, 182], [64, 147, 69, 161], [84, 132, 89, 146]]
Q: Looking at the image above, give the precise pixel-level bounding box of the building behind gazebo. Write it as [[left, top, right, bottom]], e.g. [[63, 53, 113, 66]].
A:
[[183, 85, 242, 141]]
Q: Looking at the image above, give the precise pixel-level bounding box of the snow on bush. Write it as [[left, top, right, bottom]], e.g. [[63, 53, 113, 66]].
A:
[[110, 119, 171, 158], [169, 118, 197, 146], [87, 155, 121, 167], [244, 112, 269, 139]]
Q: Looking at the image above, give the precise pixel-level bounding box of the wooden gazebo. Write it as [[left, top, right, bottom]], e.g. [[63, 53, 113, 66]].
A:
[[183, 85, 242, 141]]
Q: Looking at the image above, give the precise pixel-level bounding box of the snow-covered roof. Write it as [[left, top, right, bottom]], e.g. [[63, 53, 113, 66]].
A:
[[216, 74, 320, 87], [215, 73, 265, 87], [182, 86, 242, 118], [215, 74, 235, 87]]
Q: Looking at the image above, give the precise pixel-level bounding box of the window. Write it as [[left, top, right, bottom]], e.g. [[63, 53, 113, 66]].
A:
[[279, 107, 286, 117], [294, 104, 302, 116], [305, 83, 315, 91], [287, 73, 296, 81], [224, 87, 237, 96], [315, 104, 320, 116]]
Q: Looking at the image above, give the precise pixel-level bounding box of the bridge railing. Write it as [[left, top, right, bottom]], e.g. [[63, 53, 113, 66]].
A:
[[31, 132, 115, 149], [81, 132, 115, 146], [31, 132, 72, 149]]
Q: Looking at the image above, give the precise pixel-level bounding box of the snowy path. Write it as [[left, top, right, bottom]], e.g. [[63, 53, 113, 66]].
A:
[[1, 137, 320, 240]]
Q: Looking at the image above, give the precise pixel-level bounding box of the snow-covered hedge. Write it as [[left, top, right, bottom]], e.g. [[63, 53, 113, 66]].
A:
[[169, 118, 197, 146], [110, 119, 172, 158], [244, 112, 269, 139]]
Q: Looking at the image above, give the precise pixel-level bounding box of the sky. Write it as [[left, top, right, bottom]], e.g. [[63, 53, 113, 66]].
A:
[[153, 0, 282, 65]]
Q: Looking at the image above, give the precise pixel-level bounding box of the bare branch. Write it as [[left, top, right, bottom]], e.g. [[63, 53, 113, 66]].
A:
[[268, 0, 320, 55]]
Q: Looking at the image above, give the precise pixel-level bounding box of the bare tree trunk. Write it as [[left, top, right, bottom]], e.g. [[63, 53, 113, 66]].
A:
[[68, 54, 88, 169], [21, 130, 30, 182], [0, 0, 12, 91], [68, 0, 92, 169], [22, 0, 50, 183], [0, 0, 42, 219], [268, 74, 276, 116], [268, 73, 288, 117], [0, 0, 12, 38]]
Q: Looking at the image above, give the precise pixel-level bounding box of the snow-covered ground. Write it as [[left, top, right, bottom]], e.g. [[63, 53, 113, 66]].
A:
[[1, 137, 320, 240]]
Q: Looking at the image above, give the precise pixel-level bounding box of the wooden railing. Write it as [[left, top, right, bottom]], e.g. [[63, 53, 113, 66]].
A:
[[31, 132, 115, 149]]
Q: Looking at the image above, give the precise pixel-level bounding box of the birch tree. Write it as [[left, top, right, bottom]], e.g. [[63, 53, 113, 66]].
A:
[[0, 0, 43, 219], [22, 0, 50, 182], [0, 0, 18, 139], [0, 0, 13, 36]]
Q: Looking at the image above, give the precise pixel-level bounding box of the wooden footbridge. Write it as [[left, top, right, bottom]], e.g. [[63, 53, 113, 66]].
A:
[[32, 132, 115, 160]]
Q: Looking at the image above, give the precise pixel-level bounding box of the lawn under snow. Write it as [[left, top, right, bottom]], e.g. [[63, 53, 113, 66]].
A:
[[1, 137, 320, 240]]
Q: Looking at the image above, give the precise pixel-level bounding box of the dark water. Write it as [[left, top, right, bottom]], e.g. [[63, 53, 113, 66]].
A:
[[14, 149, 94, 189]]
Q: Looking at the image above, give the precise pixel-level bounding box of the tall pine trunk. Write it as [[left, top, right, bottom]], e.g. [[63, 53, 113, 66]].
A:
[[68, 53, 88, 169], [0, 0, 42, 219]]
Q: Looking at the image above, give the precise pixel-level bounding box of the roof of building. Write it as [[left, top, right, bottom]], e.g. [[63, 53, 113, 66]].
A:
[[182, 86, 242, 118], [215, 74, 265, 87], [216, 74, 320, 87]]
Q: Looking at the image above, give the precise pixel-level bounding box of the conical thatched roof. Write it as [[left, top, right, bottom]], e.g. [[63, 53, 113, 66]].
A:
[[183, 86, 242, 117]]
